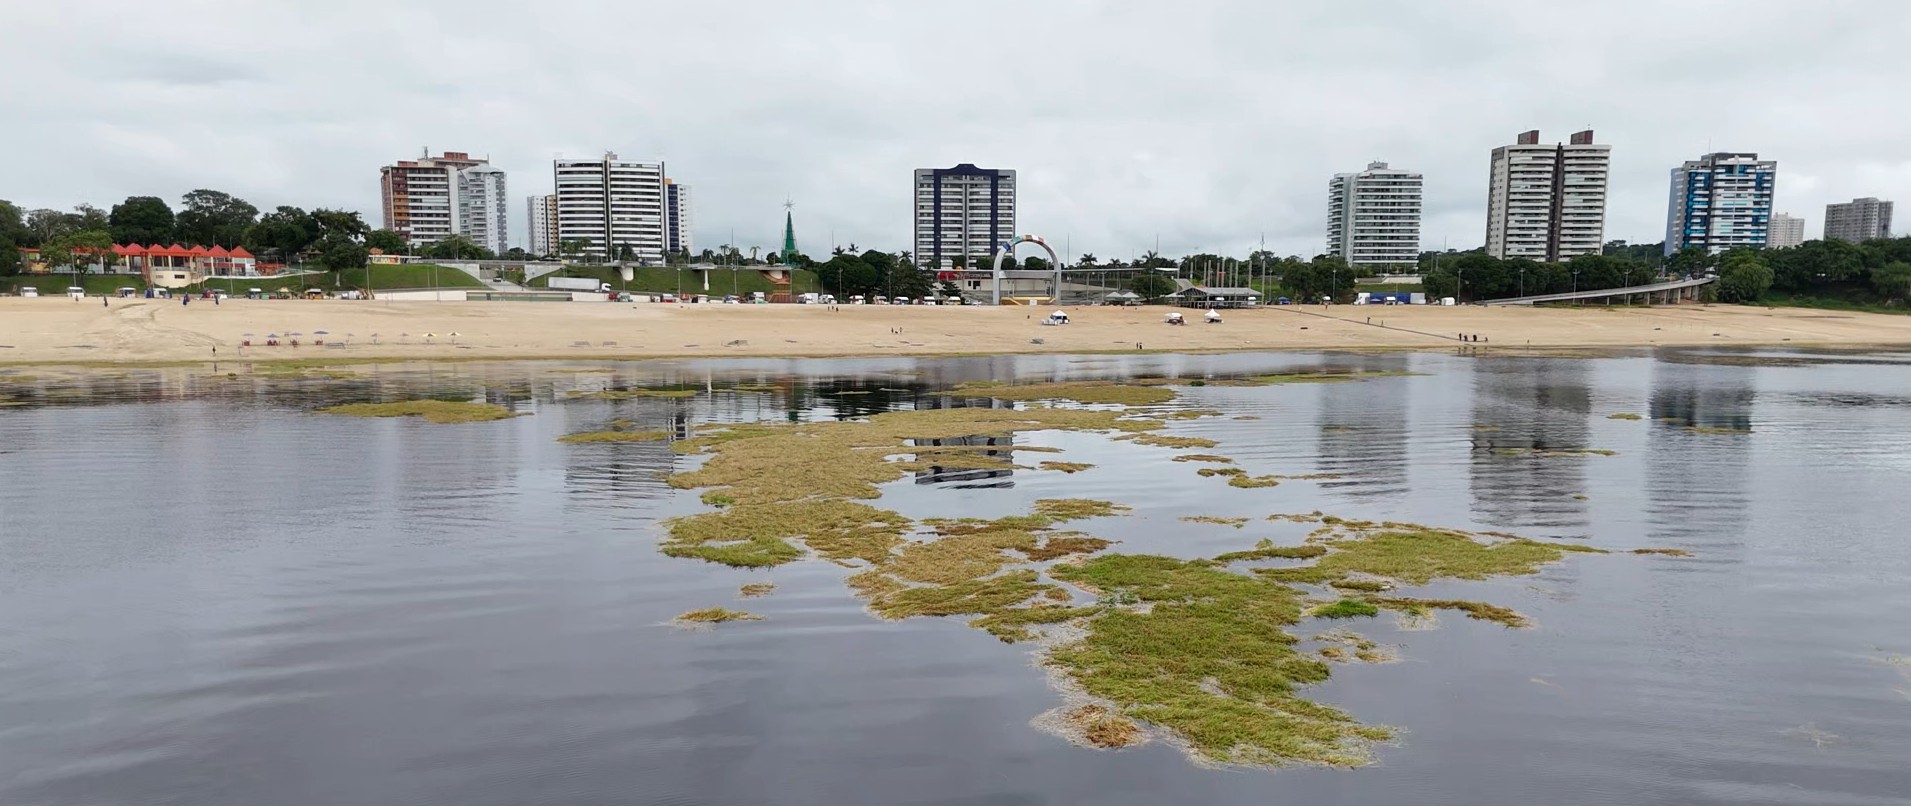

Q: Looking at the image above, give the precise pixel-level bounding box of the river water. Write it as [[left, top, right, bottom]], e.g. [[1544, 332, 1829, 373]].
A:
[[2, 350, 1908, 806]]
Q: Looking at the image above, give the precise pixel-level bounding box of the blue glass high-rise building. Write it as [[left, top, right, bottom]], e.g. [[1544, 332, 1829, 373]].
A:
[[1664, 152, 1777, 256]]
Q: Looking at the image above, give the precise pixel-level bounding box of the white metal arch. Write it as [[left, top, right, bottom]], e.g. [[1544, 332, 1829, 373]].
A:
[[990, 235, 1062, 305]]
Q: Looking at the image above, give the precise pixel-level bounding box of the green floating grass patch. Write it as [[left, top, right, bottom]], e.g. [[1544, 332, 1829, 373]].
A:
[[315, 400, 521, 424], [970, 605, 1100, 643], [662, 501, 910, 568], [738, 583, 776, 598], [1038, 461, 1095, 473], [1172, 454, 1235, 464], [1607, 413, 1643, 420], [1210, 540, 1330, 563], [1311, 599, 1381, 619], [1368, 597, 1527, 628], [1632, 547, 1694, 557], [675, 608, 763, 624], [1133, 433, 1221, 449], [1182, 516, 1250, 528], [1306, 529, 1590, 585], [1685, 425, 1753, 435]]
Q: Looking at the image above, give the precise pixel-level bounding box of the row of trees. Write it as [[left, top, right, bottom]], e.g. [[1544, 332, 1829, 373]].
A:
[[1, 191, 554, 277]]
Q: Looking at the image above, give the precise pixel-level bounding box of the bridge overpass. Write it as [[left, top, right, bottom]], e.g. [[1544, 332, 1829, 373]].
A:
[[1479, 276, 1714, 306]]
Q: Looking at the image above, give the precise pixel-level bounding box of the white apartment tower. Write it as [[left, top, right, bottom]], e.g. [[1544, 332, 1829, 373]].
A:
[[526, 194, 557, 256], [1327, 161, 1423, 269], [379, 151, 507, 251], [457, 164, 509, 255], [1768, 213, 1805, 249], [1824, 197, 1894, 243], [913, 164, 1017, 270], [553, 153, 666, 262], [1485, 130, 1611, 262], [665, 179, 693, 256]]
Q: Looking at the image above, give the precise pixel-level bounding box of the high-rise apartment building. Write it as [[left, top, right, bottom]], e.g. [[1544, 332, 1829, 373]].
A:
[[553, 153, 666, 262], [1663, 152, 1777, 256], [457, 164, 509, 255], [1485, 129, 1610, 262], [1824, 197, 1894, 243], [1768, 213, 1805, 249], [379, 151, 505, 250], [527, 194, 557, 256], [1327, 161, 1422, 269], [665, 179, 693, 256], [912, 164, 1016, 270]]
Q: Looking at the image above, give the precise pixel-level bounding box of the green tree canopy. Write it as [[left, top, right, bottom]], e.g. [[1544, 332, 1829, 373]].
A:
[[364, 229, 406, 254], [315, 235, 369, 274], [1715, 249, 1774, 303], [309, 208, 368, 241], [174, 189, 258, 247], [1129, 269, 1178, 299], [1870, 261, 1911, 300], [108, 196, 175, 244], [243, 206, 319, 263], [421, 235, 493, 260], [40, 230, 117, 272]]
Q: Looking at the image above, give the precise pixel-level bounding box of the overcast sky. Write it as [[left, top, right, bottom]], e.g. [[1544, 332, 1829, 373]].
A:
[[5, 1, 1908, 258]]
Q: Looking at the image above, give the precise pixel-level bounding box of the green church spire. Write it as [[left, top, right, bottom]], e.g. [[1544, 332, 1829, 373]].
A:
[[780, 200, 798, 263]]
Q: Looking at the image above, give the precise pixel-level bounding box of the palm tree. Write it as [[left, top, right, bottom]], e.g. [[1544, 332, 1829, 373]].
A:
[[1077, 253, 1098, 268]]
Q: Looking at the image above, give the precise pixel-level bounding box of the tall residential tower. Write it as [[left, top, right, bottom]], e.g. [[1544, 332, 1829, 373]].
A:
[[1824, 197, 1894, 243], [912, 164, 1016, 270], [664, 179, 693, 256], [552, 153, 666, 262], [1664, 152, 1777, 255], [1768, 213, 1806, 249], [1326, 161, 1422, 270], [1485, 129, 1610, 262], [526, 194, 557, 256], [379, 151, 504, 250]]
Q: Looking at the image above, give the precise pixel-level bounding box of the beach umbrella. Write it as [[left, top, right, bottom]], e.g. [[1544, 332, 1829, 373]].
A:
[[313, 330, 330, 336], [242, 332, 255, 337], [266, 333, 280, 338]]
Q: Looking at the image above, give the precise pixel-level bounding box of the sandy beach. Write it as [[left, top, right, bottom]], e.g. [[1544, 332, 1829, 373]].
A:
[[3, 297, 1910, 365]]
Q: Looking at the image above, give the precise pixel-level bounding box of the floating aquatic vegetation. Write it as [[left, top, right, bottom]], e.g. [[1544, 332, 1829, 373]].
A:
[[1039, 461, 1096, 473], [1199, 467, 1245, 478], [315, 400, 521, 424], [738, 583, 776, 598], [1311, 599, 1381, 619], [1229, 475, 1283, 488], [1268, 512, 1326, 523], [1058, 704, 1143, 748], [1209, 540, 1330, 563], [1172, 454, 1235, 464], [1607, 413, 1643, 420], [953, 381, 1177, 406], [674, 608, 763, 624], [1133, 433, 1221, 449], [1491, 447, 1618, 458], [1368, 597, 1528, 628], [652, 390, 1630, 769], [1182, 516, 1250, 528], [1685, 425, 1754, 435], [559, 430, 670, 443], [1157, 409, 1225, 420], [1631, 548, 1694, 557]]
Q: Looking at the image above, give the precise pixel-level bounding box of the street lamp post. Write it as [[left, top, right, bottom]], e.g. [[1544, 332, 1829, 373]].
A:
[[1572, 269, 1581, 301], [1519, 266, 1526, 298]]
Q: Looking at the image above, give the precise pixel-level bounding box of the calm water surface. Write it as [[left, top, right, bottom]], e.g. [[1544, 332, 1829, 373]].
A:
[[2, 350, 1908, 806]]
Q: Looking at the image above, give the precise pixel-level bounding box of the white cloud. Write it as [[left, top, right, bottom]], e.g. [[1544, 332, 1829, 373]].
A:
[[3, 0, 1908, 256]]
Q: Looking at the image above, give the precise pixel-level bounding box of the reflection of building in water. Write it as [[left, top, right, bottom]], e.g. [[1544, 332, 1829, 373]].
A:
[[1644, 362, 1754, 550], [1467, 358, 1595, 532], [909, 394, 1017, 488], [1313, 356, 1414, 500]]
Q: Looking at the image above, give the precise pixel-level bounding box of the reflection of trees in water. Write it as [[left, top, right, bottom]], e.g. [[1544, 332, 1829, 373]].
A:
[[1468, 359, 1594, 532], [1313, 355, 1414, 500], [1644, 363, 1754, 548]]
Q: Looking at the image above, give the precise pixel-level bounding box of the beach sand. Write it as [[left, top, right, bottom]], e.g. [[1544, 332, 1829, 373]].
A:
[[3, 297, 1910, 365]]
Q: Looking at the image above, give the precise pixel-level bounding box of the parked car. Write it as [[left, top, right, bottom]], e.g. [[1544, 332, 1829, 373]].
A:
[[20, 286, 40, 298], [66, 286, 86, 299]]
